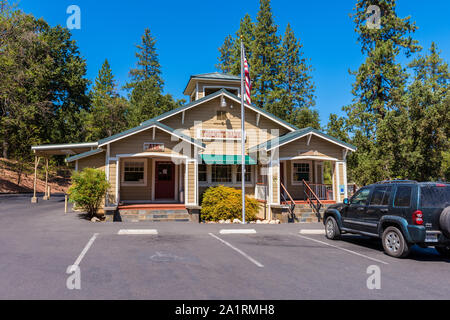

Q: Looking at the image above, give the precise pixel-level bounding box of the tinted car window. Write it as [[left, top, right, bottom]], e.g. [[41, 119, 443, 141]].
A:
[[351, 188, 371, 205], [370, 186, 392, 206], [381, 186, 392, 206], [420, 185, 450, 208], [394, 186, 412, 207], [370, 187, 386, 205]]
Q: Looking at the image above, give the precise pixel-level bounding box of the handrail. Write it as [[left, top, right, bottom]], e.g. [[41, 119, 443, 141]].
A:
[[280, 182, 295, 204], [302, 180, 323, 222], [302, 180, 323, 207], [280, 182, 296, 222]]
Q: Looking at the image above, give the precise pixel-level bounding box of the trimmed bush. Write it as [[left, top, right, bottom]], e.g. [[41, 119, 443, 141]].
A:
[[68, 168, 110, 218], [201, 185, 259, 222]]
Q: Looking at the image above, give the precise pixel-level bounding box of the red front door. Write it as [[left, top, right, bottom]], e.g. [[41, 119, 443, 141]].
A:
[[155, 162, 175, 200]]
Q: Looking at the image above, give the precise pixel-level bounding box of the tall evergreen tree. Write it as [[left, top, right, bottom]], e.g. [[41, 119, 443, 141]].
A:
[[128, 28, 163, 89], [84, 59, 129, 141], [326, 114, 350, 143], [403, 43, 450, 181], [252, 0, 281, 110], [217, 35, 235, 75], [216, 14, 255, 77], [344, 0, 421, 185], [279, 23, 318, 128], [125, 28, 178, 127]]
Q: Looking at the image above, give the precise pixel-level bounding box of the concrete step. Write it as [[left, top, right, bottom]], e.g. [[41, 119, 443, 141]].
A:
[[113, 209, 192, 223]]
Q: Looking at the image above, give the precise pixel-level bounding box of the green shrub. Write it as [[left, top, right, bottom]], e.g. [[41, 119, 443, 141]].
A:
[[68, 168, 110, 218], [201, 185, 259, 222]]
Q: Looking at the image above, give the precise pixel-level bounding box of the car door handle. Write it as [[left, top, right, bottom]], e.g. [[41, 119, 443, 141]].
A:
[[380, 209, 388, 213], [357, 207, 365, 211]]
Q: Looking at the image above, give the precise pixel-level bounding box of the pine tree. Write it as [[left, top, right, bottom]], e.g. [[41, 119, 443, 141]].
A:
[[128, 28, 163, 89], [252, 0, 281, 110], [216, 35, 235, 74], [280, 23, 318, 128], [326, 114, 349, 142], [404, 43, 450, 181], [344, 0, 421, 185], [84, 59, 129, 141], [125, 28, 178, 126], [216, 14, 255, 77]]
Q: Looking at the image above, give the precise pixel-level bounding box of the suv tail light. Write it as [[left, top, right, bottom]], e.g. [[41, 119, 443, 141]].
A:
[[412, 210, 424, 225]]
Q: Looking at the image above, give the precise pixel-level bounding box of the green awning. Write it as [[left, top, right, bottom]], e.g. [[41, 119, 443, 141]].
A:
[[200, 154, 257, 165]]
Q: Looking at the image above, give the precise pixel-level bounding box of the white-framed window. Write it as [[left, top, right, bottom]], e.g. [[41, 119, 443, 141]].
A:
[[236, 165, 252, 183], [211, 165, 233, 183], [292, 161, 311, 185], [122, 159, 147, 186], [198, 164, 207, 182]]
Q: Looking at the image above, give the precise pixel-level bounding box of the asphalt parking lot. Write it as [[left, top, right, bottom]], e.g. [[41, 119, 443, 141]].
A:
[[0, 195, 449, 300]]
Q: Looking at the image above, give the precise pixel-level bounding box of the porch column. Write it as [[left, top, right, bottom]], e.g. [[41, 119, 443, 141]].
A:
[[43, 158, 49, 200], [334, 161, 346, 202], [332, 161, 338, 202], [31, 156, 40, 203], [186, 159, 198, 206]]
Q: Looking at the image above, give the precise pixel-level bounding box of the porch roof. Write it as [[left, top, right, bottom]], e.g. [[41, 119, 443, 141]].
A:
[[200, 154, 257, 165], [31, 142, 98, 156], [65, 148, 104, 163], [248, 127, 357, 153]]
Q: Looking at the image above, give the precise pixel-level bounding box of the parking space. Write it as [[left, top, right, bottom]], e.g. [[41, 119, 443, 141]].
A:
[[0, 197, 449, 299]]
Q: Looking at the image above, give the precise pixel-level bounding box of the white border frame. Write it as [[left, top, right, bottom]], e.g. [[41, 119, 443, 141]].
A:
[[291, 160, 313, 186], [121, 158, 148, 187]]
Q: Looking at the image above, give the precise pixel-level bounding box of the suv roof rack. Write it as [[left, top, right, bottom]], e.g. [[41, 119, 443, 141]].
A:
[[375, 180, 418, 184]]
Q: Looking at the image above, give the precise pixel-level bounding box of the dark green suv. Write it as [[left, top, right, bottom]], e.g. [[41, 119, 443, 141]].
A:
[[323, 181, 450, 258]]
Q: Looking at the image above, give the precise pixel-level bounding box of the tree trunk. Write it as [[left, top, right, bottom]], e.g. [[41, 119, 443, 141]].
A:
[[2, 140, 8, 159]]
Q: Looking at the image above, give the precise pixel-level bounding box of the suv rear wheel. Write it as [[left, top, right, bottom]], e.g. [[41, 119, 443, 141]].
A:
[[382, 226, 411, 258], [435, 245, 450, 258], [325, 216, 341, 240]]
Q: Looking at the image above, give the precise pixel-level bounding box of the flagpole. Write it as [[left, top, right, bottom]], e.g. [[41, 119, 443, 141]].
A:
[[240, 39, 246, 225]]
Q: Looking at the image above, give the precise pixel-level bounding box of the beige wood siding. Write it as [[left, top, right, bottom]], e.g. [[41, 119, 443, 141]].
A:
[[108, 161, 117, 204], [77, 152, 105, 172], [109, 127, 189, 158], [338, 162, 345, 202], [187, 162, 196, 204], [272, 162, 280, 204], [161, 96, 290, 155], [120, 158, 153, 201], [278, 135, 344, 161]]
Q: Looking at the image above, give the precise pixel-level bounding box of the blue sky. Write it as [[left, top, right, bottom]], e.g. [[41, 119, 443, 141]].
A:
[[18, 0, 450, 127]]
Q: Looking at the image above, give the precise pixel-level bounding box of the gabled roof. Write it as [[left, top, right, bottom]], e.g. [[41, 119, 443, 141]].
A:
[[183, 72, 241, 95], [98, 121, 206, 149], [66, 148, 104, 163], [249, 127, 357, 152], [142, 89, 299, 132]]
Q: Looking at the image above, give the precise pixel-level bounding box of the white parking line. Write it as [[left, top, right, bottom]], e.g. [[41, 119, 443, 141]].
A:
[[299, 229, 325, 235], [209, 233, 264, 268], [73, 233, 99, 267], [293, 233, 389, 265], [220, 229, 257, 235], [118, 229, 158, 235]]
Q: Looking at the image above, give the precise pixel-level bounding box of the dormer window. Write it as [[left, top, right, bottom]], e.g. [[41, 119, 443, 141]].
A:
[[205, 87, 239, 97], [184, 72, 241, 101]]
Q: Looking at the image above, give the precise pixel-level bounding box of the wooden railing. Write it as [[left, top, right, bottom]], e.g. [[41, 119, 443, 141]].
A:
[[302, 180, 323, 222], [280, 182, 296, 222], [307, 184, 333, 201]]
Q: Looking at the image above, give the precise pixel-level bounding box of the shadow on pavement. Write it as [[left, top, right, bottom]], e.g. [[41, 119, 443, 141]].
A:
[[339, 234, 450, 263]]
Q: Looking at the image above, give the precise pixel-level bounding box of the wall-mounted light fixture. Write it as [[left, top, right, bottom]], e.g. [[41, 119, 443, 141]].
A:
[[221, 96, 227, 108]]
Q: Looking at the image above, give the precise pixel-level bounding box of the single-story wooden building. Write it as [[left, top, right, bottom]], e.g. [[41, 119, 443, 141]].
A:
[[32, 72, 356, 220]]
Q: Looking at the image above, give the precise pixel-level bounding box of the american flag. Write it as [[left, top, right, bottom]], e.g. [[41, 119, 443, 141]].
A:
[[243, 50, 251, 105]]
